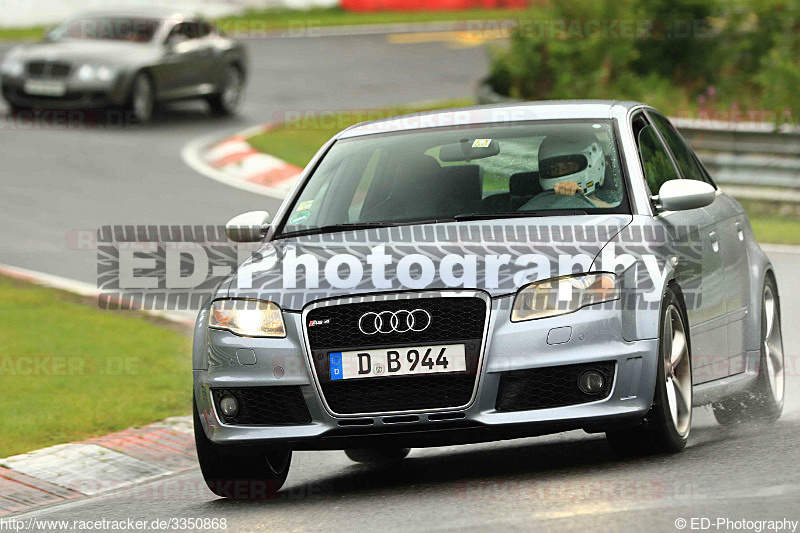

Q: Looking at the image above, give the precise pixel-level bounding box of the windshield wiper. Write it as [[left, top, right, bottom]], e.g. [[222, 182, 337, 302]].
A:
[[277, 222, 400, 239], [453, 210, 587, 221]]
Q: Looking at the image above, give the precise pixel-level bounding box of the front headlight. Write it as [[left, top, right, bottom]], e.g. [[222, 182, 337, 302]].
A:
[[97, 65, 118, 82], [77, 64, 118, 82], [76, 63, 98, 81], [511, 273, 619, 322], [1, 57, 24, 77], [209, 299, 286, 337]]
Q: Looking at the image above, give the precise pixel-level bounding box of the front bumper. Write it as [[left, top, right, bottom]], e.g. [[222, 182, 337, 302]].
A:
[[193, 295, 658, 451], [1, 75, 129, 109]]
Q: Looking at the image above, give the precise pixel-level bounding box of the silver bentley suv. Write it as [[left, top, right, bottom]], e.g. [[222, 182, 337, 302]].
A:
[[193, 101, 784, 499]]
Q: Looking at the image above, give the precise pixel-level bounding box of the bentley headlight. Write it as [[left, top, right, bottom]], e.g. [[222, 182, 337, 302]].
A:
[[97, 65, 118, 82], [77, 63, 98, 81], [209, 299, 286, 337], [1, 56, 24, 77], [511, 273, 619, 322]]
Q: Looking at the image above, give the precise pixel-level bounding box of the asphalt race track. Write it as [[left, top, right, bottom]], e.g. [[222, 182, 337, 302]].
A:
[[2, 33, 799, 532]]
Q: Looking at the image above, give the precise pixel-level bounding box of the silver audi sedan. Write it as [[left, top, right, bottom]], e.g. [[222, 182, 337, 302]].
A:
[[193, 101, 784, 499]]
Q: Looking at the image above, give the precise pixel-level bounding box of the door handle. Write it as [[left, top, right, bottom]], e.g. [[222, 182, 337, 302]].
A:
[[735, 221, 745, 241], [709, 230, 720, 253]]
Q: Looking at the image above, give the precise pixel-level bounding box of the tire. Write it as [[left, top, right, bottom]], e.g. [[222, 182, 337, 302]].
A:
[[712, 275, 784, 426], [194, 395, 291, 499], [207, 64, 244, 116], [345, 448, 410, 464], [128, 72, 155, 124], [607, 287, 692, 456]]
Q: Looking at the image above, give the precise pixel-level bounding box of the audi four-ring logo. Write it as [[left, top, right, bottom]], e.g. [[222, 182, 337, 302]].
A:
[[358, 309, 432, 335]]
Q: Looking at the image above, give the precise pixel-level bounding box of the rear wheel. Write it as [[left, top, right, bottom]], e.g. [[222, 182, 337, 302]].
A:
[[207, 65, 244, 116], [345, 448, 410, 464], [607, 288, 692, 456], [194, 396, 291, 499], [712, 275, 784, 426]]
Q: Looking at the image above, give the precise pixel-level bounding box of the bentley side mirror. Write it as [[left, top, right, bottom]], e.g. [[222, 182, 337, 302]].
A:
[[225, 211, 270, 242], [652, 180, 715, 211]]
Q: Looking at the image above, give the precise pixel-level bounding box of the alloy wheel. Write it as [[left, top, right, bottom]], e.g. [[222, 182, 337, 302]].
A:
[[663, 304, 692, 438], [763, 285, 785, 404]]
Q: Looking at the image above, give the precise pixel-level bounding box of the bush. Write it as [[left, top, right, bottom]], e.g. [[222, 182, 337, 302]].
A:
[[488, 0, 800, 121]]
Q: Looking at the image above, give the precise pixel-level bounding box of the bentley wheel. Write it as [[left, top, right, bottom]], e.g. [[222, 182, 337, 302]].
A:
[[129, 72, 154, 124], [713, 275, 784, 426], [607, 287, 692, 456], [207, 65, 244, 116]]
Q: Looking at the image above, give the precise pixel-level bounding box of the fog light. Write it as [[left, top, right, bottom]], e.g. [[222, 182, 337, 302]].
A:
[[219, 395, 239, 418], [578, 370, 605, 395]]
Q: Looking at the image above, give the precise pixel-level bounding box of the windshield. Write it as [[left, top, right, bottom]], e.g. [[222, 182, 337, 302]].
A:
[[48, 17, 162, 43], [279, 120, 628, 237]]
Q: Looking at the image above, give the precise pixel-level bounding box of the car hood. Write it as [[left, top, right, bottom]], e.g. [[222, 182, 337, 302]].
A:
[[223, 215, 634, 311], [9, 40, 160, 67]]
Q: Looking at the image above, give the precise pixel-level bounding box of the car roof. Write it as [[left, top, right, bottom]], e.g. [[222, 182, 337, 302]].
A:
[[338, 100, 645, 139]]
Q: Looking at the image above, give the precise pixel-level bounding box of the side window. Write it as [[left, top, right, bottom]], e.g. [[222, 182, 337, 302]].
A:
[[648, 113, 709, 183], [196, 21, 214, 38], [637, 123, 680, 194], [167, 22, 206, 43]]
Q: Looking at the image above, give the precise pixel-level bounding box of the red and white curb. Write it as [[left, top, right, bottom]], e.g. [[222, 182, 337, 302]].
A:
[[182, 123, 303, 200], [0, 417, 195, 516]]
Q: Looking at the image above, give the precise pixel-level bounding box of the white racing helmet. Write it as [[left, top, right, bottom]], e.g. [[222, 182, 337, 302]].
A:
[[538, 132, 606, 195]]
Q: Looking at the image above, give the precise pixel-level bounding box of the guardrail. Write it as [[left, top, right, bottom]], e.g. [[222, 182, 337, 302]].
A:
[[672, 119, 800, 190], [476, 83, 800, 201]]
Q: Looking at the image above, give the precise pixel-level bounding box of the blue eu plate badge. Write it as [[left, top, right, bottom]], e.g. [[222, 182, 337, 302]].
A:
[[329, 352, 343, 380]]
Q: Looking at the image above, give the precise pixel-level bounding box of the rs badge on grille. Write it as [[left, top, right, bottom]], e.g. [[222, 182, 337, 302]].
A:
[[309, 319, 331, 327]]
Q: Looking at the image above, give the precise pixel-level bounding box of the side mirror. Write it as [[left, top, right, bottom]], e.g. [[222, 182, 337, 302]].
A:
[[225, 211, 270, 242], [654, 180, 715, 211]]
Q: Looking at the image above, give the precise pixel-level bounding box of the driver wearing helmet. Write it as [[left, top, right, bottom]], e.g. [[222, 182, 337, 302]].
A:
[[538, 132, 612, 207]]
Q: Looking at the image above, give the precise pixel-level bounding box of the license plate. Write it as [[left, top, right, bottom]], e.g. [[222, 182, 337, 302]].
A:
[[24, 80, 67, 97], [329, 344, 466, 380]]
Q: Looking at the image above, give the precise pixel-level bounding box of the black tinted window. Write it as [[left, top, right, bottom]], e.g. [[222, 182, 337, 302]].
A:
[[649, 113, 708, 183], [169, 22, 211, 41], [53, 17, 160, 42], [637, 124, 679, 194]]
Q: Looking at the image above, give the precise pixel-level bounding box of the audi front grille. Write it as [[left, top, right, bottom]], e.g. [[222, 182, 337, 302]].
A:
[[304, 293, 489, 415]]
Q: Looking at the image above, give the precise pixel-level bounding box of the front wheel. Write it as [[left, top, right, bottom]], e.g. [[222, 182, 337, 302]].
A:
[[128, 72, 155, 124], [207, 65, 244, 116], [194, 396, 291, 499], [712, 275, 784, 426], [607, 288, 692, 456]]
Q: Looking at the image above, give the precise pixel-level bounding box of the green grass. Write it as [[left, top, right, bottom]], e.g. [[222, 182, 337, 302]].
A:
[[0, 7, 527, 42], [0, 276, 191, 457], [248, 100, 800, 245], [247, 99, 473, 167], [748, 216, 800, 246]]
